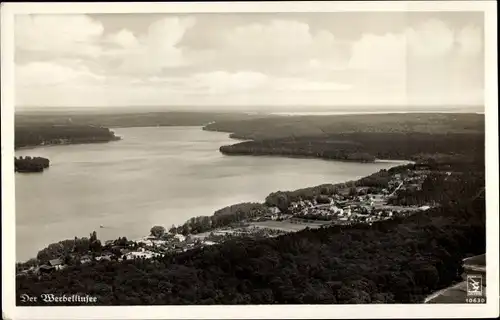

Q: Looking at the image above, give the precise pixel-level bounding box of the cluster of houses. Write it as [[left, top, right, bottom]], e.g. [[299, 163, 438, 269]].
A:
[[390, 171, 429, 193], [129, 233, 219, 254], [16, 231, 227, 277], [262, 168, 432, 226], [16, 224, 294, 277], [268, 197, 400, 225], [17, 257, 70, 276]]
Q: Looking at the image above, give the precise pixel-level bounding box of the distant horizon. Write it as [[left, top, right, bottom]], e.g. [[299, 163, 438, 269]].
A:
[[15, 104, 485, 114]]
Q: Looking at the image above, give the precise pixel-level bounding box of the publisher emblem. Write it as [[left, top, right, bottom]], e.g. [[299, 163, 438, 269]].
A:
[[466, 275, 483, 296]]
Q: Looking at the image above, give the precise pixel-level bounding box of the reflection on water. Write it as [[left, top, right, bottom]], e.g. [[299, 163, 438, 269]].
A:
[[16, 126, 401, 261]]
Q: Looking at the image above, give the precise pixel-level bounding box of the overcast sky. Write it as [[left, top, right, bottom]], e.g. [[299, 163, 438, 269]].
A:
[[14, 12, 484, 109]]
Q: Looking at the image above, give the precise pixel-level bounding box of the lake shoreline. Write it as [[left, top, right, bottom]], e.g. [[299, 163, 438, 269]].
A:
[[14, 124, 486, 305], [16, 160, 408, 263], [14, 137, 122, 151], [16, 125, 395, 166], [15, 126, 406, 263], [217, 152, 412, 165]]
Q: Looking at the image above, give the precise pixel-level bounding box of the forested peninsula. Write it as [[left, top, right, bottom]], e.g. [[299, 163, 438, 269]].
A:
[[14, 124, 121, 172], [15, 125, 121, 149], [13, 110, 261, 149], [218, 133, 483, 163], [206, 113, 484, 163]]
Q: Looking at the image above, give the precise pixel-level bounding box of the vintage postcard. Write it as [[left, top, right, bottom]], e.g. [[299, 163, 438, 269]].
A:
[[1, 1, 498, 319]]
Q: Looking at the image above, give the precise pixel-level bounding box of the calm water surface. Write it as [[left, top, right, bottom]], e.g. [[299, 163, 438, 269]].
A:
[[16, 127, 402, 261]]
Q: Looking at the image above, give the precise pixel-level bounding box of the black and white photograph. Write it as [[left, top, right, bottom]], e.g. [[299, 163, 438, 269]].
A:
[[1, 1, 498, 319]]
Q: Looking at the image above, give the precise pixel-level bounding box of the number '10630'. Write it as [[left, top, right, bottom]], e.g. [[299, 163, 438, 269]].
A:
[[466, 297, 486, 303]]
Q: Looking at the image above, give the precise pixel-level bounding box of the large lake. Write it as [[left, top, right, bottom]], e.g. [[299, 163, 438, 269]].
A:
[[16, 126, 403, 262]]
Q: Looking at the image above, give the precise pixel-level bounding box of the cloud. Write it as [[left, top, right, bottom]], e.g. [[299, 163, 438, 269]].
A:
[[272, 77, 351, 92], [16, 14, 197, 76], [14, 15, 200, 106], [145, 16, 196, 49], [349, 18, 483, 71], [226, 20, 316, 56], [105, 17, 197, 75], [406, 19, 455, 58], [456, 24, 483, 56], [14, 14, 483, 108], [349, 33, 408, 71], [216, 19, 345, 74], [107, 29, 139, 49], [16, 61, 104, 87], [187, 71, 351, 96], [345, 18, 484, 107], [15, 15, 104, 58], [191, 71, 268, 94]]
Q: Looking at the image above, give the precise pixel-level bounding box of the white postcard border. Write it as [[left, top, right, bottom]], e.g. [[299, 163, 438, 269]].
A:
[[2, 1, 498, 319]]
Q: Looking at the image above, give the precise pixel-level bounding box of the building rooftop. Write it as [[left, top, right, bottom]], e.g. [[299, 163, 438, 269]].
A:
[[425, 282, 468, 304], [38, 265, 54, 270], [48, 258, 62, 266], [425, 253, 486, 304], [463, 254, 486, 267]]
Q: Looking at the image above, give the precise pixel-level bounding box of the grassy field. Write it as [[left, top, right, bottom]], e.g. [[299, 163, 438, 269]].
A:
[[249, 219, 330, 232]]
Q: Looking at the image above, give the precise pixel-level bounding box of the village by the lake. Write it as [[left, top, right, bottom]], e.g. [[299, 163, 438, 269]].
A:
[[16, 161, 443, 276]]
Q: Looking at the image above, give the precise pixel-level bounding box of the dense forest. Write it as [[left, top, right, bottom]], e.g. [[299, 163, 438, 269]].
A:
[[388, 171, 485, 207], [15, 125, 121, 149], [15, 111, 260, 128], [203, 113, 484, 139], [16, 155, 485, 305], [14, 110, 261, 149], [14, 156, 50, 173], [34, 232, 103, 264]]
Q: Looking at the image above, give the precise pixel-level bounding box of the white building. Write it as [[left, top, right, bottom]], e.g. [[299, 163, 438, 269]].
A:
[[126, 250, 158, 260], [138, 239, 154, 246], [151, 239, 167, 246], [344, 208, 352, 216], [80, 256, 91, 264], [269, 207, 281, 214], [174, 234, 186, 242]]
